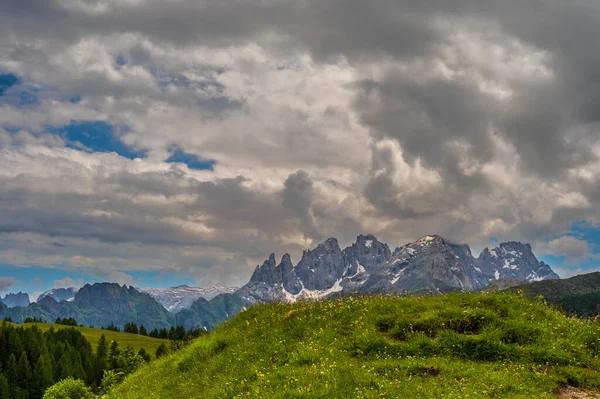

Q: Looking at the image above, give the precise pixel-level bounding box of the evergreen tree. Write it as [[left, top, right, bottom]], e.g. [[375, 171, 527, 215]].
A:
[[123, 323, 139, 334], [5, 354, 18, 398], [32, 354, 54, 398], [17, 351, 32, 397], [108, 341, 120, 370], [54, 354, 73, 382], [117, 346, 144, 374], [139, 325, 148, 336], [97, 335, 108, 359], [155, 343, 168, 359], [137, 348, 151, 363], [0, 373, 9, 399]]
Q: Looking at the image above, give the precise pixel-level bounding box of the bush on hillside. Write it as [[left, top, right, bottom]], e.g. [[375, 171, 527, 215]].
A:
[[42, 378, 93, 399]]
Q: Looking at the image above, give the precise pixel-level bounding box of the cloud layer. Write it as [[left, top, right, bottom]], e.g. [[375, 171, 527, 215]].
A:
[[1, 0, 600, 284]]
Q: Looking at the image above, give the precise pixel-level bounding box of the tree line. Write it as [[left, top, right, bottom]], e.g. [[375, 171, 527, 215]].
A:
[[0, 321, 147, 398], [102, 322, 207, 342]]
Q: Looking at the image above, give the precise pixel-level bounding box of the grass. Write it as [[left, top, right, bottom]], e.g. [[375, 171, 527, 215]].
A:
[[22, 322, 169, 358], [109, 292, 600, 398]]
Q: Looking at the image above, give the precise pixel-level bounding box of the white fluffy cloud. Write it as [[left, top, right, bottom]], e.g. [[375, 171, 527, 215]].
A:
[[0, 0, 600, 284]]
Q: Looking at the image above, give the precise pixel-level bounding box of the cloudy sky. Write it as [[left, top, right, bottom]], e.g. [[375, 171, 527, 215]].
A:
[[1, 0, 600, 298]]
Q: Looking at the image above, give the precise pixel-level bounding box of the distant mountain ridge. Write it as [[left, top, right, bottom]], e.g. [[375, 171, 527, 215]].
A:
[[0, 291, 30, 308], [37, 287, 78, 303], [0, 234, 560, 332], [1, 283, 174, 330], [139, 284, 238, 313], [238, 234, 559, 304]]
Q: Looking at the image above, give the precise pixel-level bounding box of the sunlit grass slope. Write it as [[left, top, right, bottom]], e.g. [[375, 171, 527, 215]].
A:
[[25, 323, 169, 358], [110, 293, 600, 398]]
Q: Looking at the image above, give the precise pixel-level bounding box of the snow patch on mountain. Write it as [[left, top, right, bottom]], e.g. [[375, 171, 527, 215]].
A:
[[139, 285, 238, 312]]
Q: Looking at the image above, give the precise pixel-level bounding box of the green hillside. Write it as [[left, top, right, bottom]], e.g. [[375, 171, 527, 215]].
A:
[[109, 293, 600, 398], [22, 322, 169, 358], [506, 272, 600, 317]]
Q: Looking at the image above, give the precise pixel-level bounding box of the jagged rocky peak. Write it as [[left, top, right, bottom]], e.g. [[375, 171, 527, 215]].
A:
[[478, 241, 559, 282], [277, 253, 302, 295], [345, 234, 392, 273], [295, 237, 345, 291], [236, 233, 560, 307], [0, 292, 30, 308], [249, 253, 278, 284]]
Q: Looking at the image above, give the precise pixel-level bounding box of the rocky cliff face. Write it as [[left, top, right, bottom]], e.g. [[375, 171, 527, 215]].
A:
[[0, 292, 30, 308], [478, 242, 559, 282], [237, 234, 560, 304]]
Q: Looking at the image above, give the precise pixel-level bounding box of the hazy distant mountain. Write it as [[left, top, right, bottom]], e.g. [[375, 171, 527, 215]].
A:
[[37, 287, 78, 303], [0, 292, 30, 308], [1, 283, 174, 330], [176, 293, 244, 330], [139, 285, 237, 313]]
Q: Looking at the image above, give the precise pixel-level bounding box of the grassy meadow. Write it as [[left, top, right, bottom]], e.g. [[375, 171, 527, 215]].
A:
[[21, 322, 169, 358], [108, 292, 600, 398]]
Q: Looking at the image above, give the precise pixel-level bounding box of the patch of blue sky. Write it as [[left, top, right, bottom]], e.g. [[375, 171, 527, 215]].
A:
[[115, 55, 128, 67], [0, 73, 20, 96], [0, 264, 196, 298], [166, 147, 215, 170], [47, 120, 146, 160], [0, 73, 41, 106], [539, 221, 600, 276], [0, 265, 86, 298]]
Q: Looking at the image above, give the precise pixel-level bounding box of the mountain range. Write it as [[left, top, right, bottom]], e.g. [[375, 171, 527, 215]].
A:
[[0, 234, 561, 331], [237, 234, 558, 304]]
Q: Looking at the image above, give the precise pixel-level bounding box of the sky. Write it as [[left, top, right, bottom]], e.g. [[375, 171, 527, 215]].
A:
[[1, 0, 600, 299]]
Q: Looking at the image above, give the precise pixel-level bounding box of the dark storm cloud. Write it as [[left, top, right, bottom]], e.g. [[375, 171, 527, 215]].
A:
[[282, 170, 318, 238]]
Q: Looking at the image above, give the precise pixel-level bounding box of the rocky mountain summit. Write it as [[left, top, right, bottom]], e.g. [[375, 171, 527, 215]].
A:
[[237, 234, 559, 304], [36, 287, 78, 303], [0, 292, 30, 308]]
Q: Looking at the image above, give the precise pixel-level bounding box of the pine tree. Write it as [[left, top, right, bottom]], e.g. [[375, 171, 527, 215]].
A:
[[97, 334, 108, 359], [139, 325, 148, 336], [17, 351, 32, 398], [32, 354, 54, 398], [155, 343, 168, 359], [0, 373, 9, 399], [54, 354, 73, 382], [137, 348, 151, 363], [5, 354, 18, 398], [108, 341, 120, 370]]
